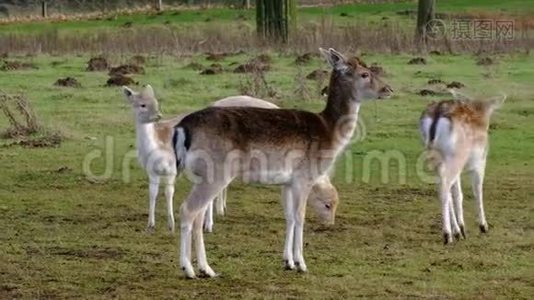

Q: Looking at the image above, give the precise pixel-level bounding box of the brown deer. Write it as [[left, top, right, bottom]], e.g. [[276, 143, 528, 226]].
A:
[[173, 48, 392, 278], [420, 95, 504, 244]]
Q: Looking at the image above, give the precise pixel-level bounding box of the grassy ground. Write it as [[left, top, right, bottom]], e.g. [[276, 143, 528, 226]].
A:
[[0, 49, 533, 298]]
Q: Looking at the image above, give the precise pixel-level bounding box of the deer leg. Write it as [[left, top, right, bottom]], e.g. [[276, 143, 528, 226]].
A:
[[282, 184, 296, 270], [194, 204, 217, 277], [291, 181, 312, 273], [164, 174, 176, 233], [180, 182, 223, 279], [451, 177, 465, 238], [470, 167, 488, 233], [215, 188, 227, 216], [147, 175, 159, 232], [203, 199, 214, 233]]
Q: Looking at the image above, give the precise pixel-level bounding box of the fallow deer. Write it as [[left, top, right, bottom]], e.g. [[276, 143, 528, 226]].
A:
[[420, 95, 504, 244], [123, 85, 177, 233], [173, 48, 392, 278]]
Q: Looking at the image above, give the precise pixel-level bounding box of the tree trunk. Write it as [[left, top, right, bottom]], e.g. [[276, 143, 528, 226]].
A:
[[154, 0, 163, 11], [41, 1, 47, 18], [415, 0, 435, 51], [256, 0, 296, 42]]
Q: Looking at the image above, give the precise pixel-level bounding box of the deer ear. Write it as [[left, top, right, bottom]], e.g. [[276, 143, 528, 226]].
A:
[[319, 47, 347, 71], [122, 86, 135, 101], [141, 84, 155, 98]]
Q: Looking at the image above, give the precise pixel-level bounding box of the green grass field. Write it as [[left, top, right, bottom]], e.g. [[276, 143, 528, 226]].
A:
[[2, 0, 534, 34], [1, 0, 534, 298], [1, 50, 533, 299]]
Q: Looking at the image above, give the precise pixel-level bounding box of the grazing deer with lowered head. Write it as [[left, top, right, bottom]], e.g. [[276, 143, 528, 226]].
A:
[[173, 48, 392, 278], [203, 96, 340, 232], [420, 96, 504, 244], [123, 85, 178, 233]]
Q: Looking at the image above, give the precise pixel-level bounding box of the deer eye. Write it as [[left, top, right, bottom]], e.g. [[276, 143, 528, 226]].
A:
[[361, 72, 370, 79], [140, 104, 146, 108], [325, 204, 331, 209]]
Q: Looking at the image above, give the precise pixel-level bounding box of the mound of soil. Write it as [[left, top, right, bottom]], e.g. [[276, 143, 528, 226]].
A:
[[340, 12, 351, 17], [408, 57, 427, 65], [477, 57, 494, 66], [419, 89, 437, 96], [200, 63, 223, 75], [295, 53, 315, 65], [251, 54, 272, 65], [0, 52, 7, 59], [129, 55, 146, 65], [233, 62, 270, 73], [86, 57, 109, 71], [428, 79, 445, 85], [446, 81, 465, 89], [369, 63, 386, 76], [184, 62, 204, 70], [206, 53, 227, 61], [108, 64, 145, 76], [54, 77, 81, 88], [429, 50, 442, 56], [122, 21, 133, 28], [106, 75, 136, 86], [0, 60, 38, 71], [306, 69, 329, 80]]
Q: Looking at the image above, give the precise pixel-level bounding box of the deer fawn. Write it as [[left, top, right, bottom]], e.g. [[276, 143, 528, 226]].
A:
[[420, 95, 504, 244], [123, 85, 177, 233], [173, 48, 392, 278]]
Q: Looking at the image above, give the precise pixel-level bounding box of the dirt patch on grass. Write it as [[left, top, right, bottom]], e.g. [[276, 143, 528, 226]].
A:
[[251, 54, 272, 65], [306, 69, 328, 80], [419, 89, 437, 96], [86, 56, 109, 71], [477, 57, 494, 66], [408, 57, 426, 65], [428, 79, 445, 85], [184, 62, 204, 70], [206, 52, 227, 61], [295, 52, 315, 65], [129, 55, 146, 65], [200, 63, 223, 75], [234, 63, 270, 73], [54, 77, 81, 88], [446, 81, 465, 89], [0, 60, 38, 71], [108, 64, 145, 76], [106, 75, 136, 86]]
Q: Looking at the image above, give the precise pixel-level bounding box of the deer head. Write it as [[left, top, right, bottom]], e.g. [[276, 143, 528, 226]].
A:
[[320, 48, 393, 101], [122, 85, 162, 123]]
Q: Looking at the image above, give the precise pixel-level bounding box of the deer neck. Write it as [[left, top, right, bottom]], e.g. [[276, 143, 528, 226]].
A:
[[320, 74, 361, 148], [136, 121, 159, 162]]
